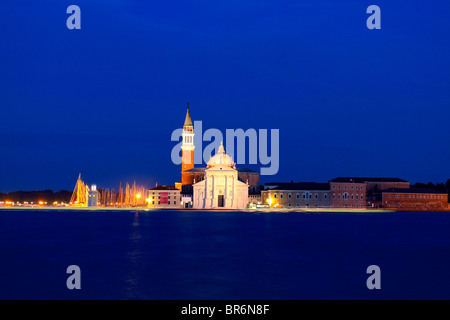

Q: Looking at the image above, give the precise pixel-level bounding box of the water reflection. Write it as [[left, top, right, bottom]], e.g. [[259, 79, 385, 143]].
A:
[[123, 211, 143, 298]]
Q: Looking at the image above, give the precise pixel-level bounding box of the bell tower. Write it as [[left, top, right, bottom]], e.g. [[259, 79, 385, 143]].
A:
[[181, 103, 195, 185]]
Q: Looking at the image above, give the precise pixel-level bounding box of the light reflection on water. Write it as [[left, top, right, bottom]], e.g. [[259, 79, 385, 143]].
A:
[[123, 211, 143, 299]]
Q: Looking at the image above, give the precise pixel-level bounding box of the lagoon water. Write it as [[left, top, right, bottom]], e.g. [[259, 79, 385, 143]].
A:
[[1, 209, 450, 299]]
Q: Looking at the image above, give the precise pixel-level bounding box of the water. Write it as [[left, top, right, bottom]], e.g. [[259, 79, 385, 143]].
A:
[[1, 209, 450, 299]]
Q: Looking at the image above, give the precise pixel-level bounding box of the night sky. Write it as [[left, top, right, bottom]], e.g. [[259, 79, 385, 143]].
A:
[[1, 0, 449, 192]]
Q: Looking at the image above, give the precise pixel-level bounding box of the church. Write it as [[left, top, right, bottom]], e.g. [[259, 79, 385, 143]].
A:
[[177, 104, 257, 209], [192, 142, 249, 209]]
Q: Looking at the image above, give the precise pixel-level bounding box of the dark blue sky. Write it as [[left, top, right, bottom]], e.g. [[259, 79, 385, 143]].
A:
[[1, 0, 449, 192]]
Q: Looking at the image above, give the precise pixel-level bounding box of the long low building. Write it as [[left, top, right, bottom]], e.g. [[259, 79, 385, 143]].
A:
[[262, 182, 330, 208], [329, 177, 410, 208], [382, 188, 448, 211]]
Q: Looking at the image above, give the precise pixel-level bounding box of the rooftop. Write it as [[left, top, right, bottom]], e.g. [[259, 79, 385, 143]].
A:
[[264, 182, 330, 191], [330, 177, 408, 183], [382, 188, 447, 195], [149, 185, 179, 191], [183, 168, 206, 173]]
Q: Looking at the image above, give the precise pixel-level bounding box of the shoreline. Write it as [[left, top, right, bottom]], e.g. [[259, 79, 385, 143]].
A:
[[1, 206, 447, 213]]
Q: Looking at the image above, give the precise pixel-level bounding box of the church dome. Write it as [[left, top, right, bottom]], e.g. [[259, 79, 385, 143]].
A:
[[207, 142, 235, 168]]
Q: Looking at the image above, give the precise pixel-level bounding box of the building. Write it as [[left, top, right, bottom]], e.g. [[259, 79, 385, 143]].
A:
[[192, 143, 249, 209], [178, 103, 196, 207], [248, 189, 262, 207], [382, 188, 448, 211], [182, 167, 260, 192], [177, 104, 259, 208], [147, 185, 181, 209], [261, 182, 331, 208], [330, 177, 410, 208], [181, 103, 195, 186], [88, 184, 98, 207]]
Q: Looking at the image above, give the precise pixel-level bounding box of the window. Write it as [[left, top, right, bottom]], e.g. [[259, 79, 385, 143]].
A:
[[333, 194, 336, 199], [296, 193, 300, 199], [324, 193, 328, 199], [333, 185, 335, 189], [296, 203, 300, 207], [344, 185, 347, 190], [356, 194, 359, 200], [274, 194, 277, 198], [280, 194, 284, 199], [303, 193, 306, 199], [360, 194, 363, 200], [315, 193, 318, 199], [351, 186, 354, 190], [288, 204, 292, 207], [174, 201, 176, 205], [338, 185, 341, 189], [168, 201, 170, 204], [356, 186, 359, 190], [338, 194, 341, 199], [288, 194, 292, 199]]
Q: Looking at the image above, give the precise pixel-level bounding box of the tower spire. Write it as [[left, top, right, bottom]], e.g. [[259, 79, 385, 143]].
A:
[[184, 102, 193, 127]]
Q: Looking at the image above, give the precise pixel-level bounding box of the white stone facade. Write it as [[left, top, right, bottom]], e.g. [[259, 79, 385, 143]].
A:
[[192, 144, 248, 209]]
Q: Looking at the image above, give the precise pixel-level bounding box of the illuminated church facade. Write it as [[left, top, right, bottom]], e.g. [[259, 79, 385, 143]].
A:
[[178, 104, 257, 209], [192, 142, 249, 209]]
